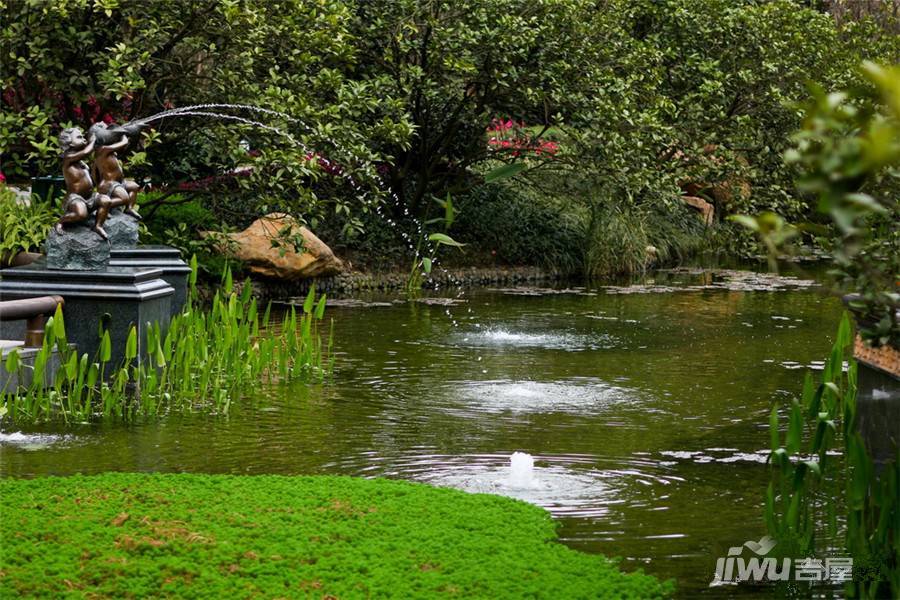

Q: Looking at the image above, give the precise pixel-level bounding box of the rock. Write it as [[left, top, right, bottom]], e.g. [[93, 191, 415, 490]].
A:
[[45, 225, 110, 270], [681, 195, 715, 226], [104, 209, 140, 248], [213, 213, 343, 280]]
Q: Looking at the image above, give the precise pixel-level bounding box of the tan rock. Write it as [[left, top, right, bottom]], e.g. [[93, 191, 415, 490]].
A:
[[215, 213, 343, 280], [681, 195, 715, 226]]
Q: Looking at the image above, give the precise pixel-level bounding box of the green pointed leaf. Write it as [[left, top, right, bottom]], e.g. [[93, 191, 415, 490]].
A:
[[125, 327, 138, 361], [428, 233, 465, 248], [303, 286, 316, 314], [485, 162, 527, 183]]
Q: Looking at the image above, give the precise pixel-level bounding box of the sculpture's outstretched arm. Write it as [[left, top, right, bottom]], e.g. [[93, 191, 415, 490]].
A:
[[104, 135, 130, 153]]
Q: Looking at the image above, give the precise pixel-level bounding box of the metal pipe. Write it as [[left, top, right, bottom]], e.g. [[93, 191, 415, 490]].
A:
[[0, 296, 65, 347], [0, 296, 65, 322]]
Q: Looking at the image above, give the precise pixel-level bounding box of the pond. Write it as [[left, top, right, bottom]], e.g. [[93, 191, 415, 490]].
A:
[[0, 265, 842, 598]]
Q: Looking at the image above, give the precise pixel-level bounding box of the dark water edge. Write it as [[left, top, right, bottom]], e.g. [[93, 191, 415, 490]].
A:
[[1, 261, 847, 598]]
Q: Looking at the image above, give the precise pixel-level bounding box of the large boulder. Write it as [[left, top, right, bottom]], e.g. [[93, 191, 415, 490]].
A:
[[215, 213, 343, 280]]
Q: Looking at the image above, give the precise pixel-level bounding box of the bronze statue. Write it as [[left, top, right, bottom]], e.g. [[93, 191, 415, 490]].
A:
[[55, 122, 144, 240], [89, 122, 143, 221], [56, 127, 114, 239]]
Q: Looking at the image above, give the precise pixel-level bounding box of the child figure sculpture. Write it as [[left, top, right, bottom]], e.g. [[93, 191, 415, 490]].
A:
[[89, 122, 142, 221], [56, 127, 115, 239]]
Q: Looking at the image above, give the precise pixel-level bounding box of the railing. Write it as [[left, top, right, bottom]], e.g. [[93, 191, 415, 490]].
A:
[[0, 296, 65, 347]]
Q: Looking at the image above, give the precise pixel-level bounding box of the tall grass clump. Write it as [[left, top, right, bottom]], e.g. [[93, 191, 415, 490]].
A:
[[584, 203, 648, 278], [766, 314, 899, 597], [1, 259, 331, 423]]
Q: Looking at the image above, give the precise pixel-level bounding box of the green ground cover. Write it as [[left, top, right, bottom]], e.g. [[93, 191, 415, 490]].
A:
[[0, 473, 671, 599]]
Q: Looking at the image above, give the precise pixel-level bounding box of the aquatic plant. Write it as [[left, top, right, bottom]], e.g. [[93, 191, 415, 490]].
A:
[[0, 260, 331, 422], [0, 473, 673, 598], [765, 314, 899, 597], [406, 193, 465, 295]]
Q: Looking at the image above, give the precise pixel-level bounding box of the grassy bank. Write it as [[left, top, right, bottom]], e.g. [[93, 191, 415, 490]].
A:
[[0, 473, 672, 598]]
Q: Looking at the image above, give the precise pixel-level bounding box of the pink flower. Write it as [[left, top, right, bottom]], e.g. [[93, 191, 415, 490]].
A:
[[0, 171, 6, 183]]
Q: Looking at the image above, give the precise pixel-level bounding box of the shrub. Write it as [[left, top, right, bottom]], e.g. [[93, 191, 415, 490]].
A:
[[452, 182, 585, 273], [0, 185, 55, 266], [0, 0, 411, 226]]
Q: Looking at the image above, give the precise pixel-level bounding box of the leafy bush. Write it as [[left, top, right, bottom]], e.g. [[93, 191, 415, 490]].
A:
[[452, 182, 585, 273], [0, 473, 673, 598], [787, 63, 900, 347], [738, 62, 900, 346], [0, 186, 55, 266], [3, 0, 897, 268], [351, 0, 604, 216]]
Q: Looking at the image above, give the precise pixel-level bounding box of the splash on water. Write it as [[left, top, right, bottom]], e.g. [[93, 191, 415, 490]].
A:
[[508, 452, 540, 489], [458, 328, 617, 351], [0, 431, 69, 450], [452, 379, 636, 415]]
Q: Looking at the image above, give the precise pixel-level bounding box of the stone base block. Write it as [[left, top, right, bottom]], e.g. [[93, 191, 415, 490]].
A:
[[110, 245, 190, 315], [0, 261, 173, 368]]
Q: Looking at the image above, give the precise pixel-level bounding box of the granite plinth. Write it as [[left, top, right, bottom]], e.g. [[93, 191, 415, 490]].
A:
[[105, 210, 140, 248], [856, 361, 900, 469], [0, 261, 173, 368], [46, 225, 110, 270], [109, 245, 190, 314]]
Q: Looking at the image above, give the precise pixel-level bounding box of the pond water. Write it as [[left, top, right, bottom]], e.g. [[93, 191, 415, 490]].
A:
[[0, 265, 843, 598]]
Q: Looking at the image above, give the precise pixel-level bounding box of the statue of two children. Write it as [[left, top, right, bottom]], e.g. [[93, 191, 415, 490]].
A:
[[57, 123, 142, 240]]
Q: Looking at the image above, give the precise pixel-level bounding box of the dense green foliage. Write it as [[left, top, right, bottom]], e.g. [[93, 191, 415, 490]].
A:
[[738, 62, 900, 346], [0, 186, 55, 266], [0, 473, 672, 598], [1, 267, 331, 423], [1, 0, 898, 274], [790, 63, 900, 347], [766, 314, 899, 597], [0, 0, 411, 234]]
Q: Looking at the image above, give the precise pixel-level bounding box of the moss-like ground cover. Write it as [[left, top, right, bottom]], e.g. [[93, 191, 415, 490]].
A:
[[0, 474, 671, 598]]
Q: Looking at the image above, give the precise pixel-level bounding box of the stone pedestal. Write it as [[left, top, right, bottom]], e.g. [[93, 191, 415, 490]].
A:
[[46, 226, 110, 270], [0, 261, 173, 368], [109, 246, 190, 315], [105, 209, 140, 248]]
